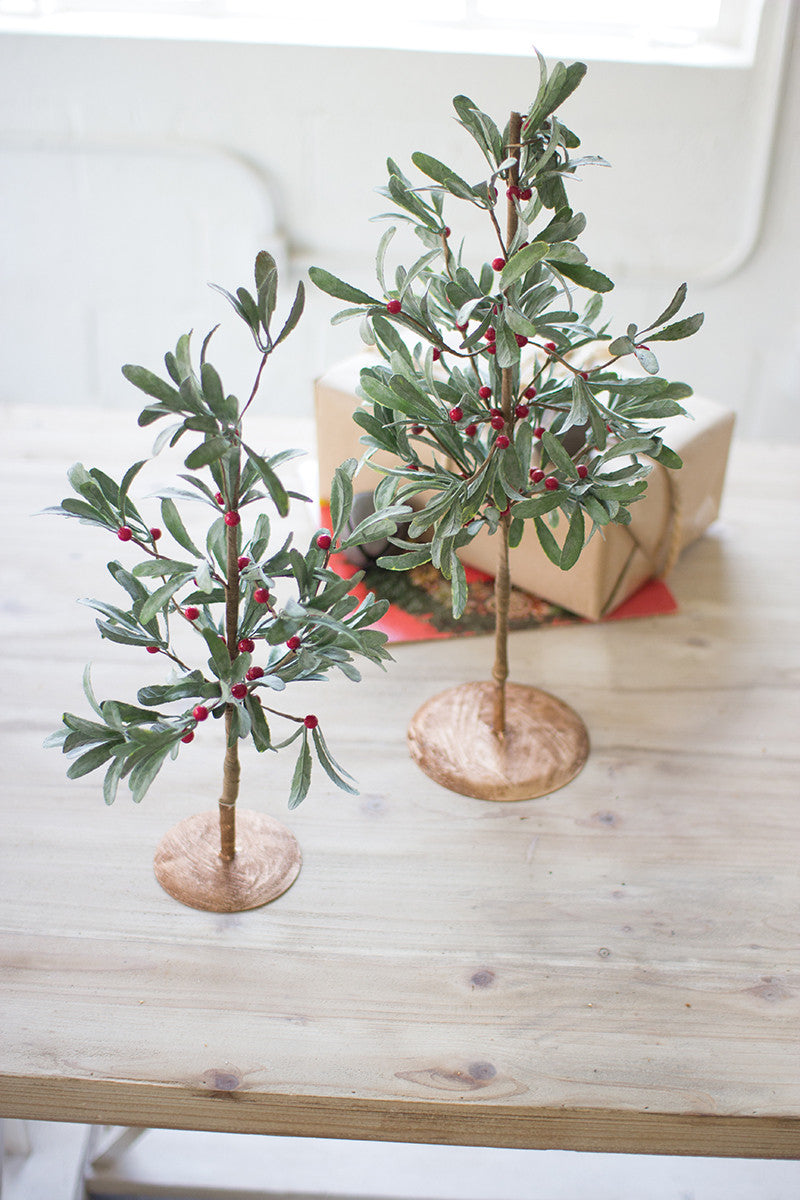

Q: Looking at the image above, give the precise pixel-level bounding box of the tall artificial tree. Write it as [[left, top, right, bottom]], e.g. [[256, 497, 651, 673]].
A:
[[47, 252, 397, 910], [311, 55, 703, 801]]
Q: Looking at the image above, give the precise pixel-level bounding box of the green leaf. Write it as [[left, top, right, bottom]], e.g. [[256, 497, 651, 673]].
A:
[[103, 756, 125, 806], [648, 283, 687, 330], [245, 694, 272, 752], [541, 429, 577, 477], [255, 250, 277, 291], [330, 459, 356, 541], [184, 436, 230, 470], [132, 557, 196, 579], [308, 267, 377, 306], [449, 551, 468, 618], [311, 725, 358, 794], [534, 515, 562, 566], [411, 152, 475, 201], [499, 242, 549, 289], [634, 345, 660, 374], [376, 548, 433, 571], [275, 281, 306, 346], [67, 742, 117, 780], [555, 262, 614, 293], [202, 628, 233, 682], [82, 664, 104, 719], [121, 364, 180, 405], [646, 313, 704, 342], [560, 506, 585, 570], [129, 747, 170, 804], [160, 497, 202, 557], [139, 576, 191, 624], [244, 446, 290, 518], [288, 730, 312, 809]]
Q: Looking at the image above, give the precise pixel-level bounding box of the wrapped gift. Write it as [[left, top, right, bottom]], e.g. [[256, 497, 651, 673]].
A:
[[314, 354, 735, 620]]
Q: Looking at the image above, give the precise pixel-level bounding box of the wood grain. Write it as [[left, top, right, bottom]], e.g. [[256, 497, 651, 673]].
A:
[[407, 681, 589, 800], [1, 406, 799, 1159], [153, 810, 301, 912]]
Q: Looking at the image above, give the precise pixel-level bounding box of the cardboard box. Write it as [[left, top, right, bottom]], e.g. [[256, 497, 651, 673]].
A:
[[314, 354, 735, 620]]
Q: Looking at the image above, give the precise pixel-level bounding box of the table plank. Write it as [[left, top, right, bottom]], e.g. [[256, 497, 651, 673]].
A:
[[1, 406, 799, 1157]]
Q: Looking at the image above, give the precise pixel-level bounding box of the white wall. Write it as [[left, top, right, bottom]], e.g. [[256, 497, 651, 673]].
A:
[[0, 4, 798, 437]]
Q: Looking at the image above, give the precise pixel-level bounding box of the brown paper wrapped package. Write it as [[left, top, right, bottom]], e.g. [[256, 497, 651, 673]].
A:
[[314, 353, 735, 620]]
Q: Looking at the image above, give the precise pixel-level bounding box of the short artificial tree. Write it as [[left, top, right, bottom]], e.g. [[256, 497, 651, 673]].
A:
[[310, 55, 703, 802], [47, 252, 396, 911]]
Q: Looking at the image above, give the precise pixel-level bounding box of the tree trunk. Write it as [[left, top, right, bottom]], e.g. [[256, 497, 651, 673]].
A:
[[219, 460, 241, 861], [491, 110, 522, 738]]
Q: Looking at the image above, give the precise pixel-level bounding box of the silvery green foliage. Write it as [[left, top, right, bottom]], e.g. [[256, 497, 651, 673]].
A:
[[46, 253, 394, 808], [310, 55, 703, 616]]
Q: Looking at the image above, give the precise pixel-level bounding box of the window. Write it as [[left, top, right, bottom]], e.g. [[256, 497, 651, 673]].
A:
[[0, 0, 766, 65]]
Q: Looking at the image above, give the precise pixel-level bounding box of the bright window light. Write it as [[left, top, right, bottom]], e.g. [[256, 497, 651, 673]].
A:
[[0, 0, 766, 65]]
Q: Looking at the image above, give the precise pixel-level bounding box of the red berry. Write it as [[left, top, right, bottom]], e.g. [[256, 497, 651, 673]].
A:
[[545, 476, 559, 491], [443, 226, 451, 237], [237, 555, 250, 570], [515, 404, 530, 419], [146, 645, 160, 654], [231, 683, 247, 700], [432, 348, 441, 361], [506, 185, 521, 200], [238, 637, 255, 653], [224, 510, 241, 527], [192, 705, 209, 722], [304, 714, 319, 729], [496, 435, 510, 449], [544, 341, 557, 353], [515, 335, 529, 347], [484, 328, 496, 342], [406, 462, 419, 471], [117, 526, 132, 542], [254, 588, 270, 604], [491, 257, 506, 271], [246, 666, 264, 681], [524, 387, 537, 400], [533, 426, 545, 438], [215, 492, 224, 505], [465, 424, 478, 437], [386, 299, 402, 314], [316, 533, 332, 550], [577, 464, 589, 479], [490, 413, 505, 431], [520, 187, 532, 201], [449, 406, 463, 422], [181, 731, 195, 744], [531, 468, 545, 483], [411, 424, 424, 434], [286, 636, 301, 651], [456, 323, 467, 333], [184, 606, 200, 621], [478, 385, 492, 399], [485, 344, 497, 355], [606, 422, 613, 432], [150, 527, 162, 541], [579, 371, 589, 381]]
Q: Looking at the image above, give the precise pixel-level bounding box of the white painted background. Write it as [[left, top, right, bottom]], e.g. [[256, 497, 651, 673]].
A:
[[0, 3, 798, 437]]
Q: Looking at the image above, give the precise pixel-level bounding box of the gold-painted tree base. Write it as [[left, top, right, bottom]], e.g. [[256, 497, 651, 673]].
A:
[[153, 809, 301, 912], [407, 681, 589, 802]]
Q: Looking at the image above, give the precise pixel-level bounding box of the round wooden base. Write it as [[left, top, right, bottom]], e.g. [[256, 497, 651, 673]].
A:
[[407, 681, 589, 802], [153, 809, 301, 912]]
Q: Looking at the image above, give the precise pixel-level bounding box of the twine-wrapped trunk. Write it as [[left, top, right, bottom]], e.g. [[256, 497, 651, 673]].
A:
[[492, 110, 522, 738]]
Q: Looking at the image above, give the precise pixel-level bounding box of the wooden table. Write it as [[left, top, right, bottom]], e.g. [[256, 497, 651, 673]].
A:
[[1, 405, 798, 1160]]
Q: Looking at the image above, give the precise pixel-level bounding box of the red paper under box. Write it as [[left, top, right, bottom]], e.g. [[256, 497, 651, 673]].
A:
[[314, 353, 734, 620]]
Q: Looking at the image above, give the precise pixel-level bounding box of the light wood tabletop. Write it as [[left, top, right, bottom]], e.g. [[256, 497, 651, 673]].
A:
[[1, 405, 798, 1159]]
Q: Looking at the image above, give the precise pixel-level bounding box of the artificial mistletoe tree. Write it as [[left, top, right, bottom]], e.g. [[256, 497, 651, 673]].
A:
[[47, 252, 393, 911], [310, 55, 703, 802]]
